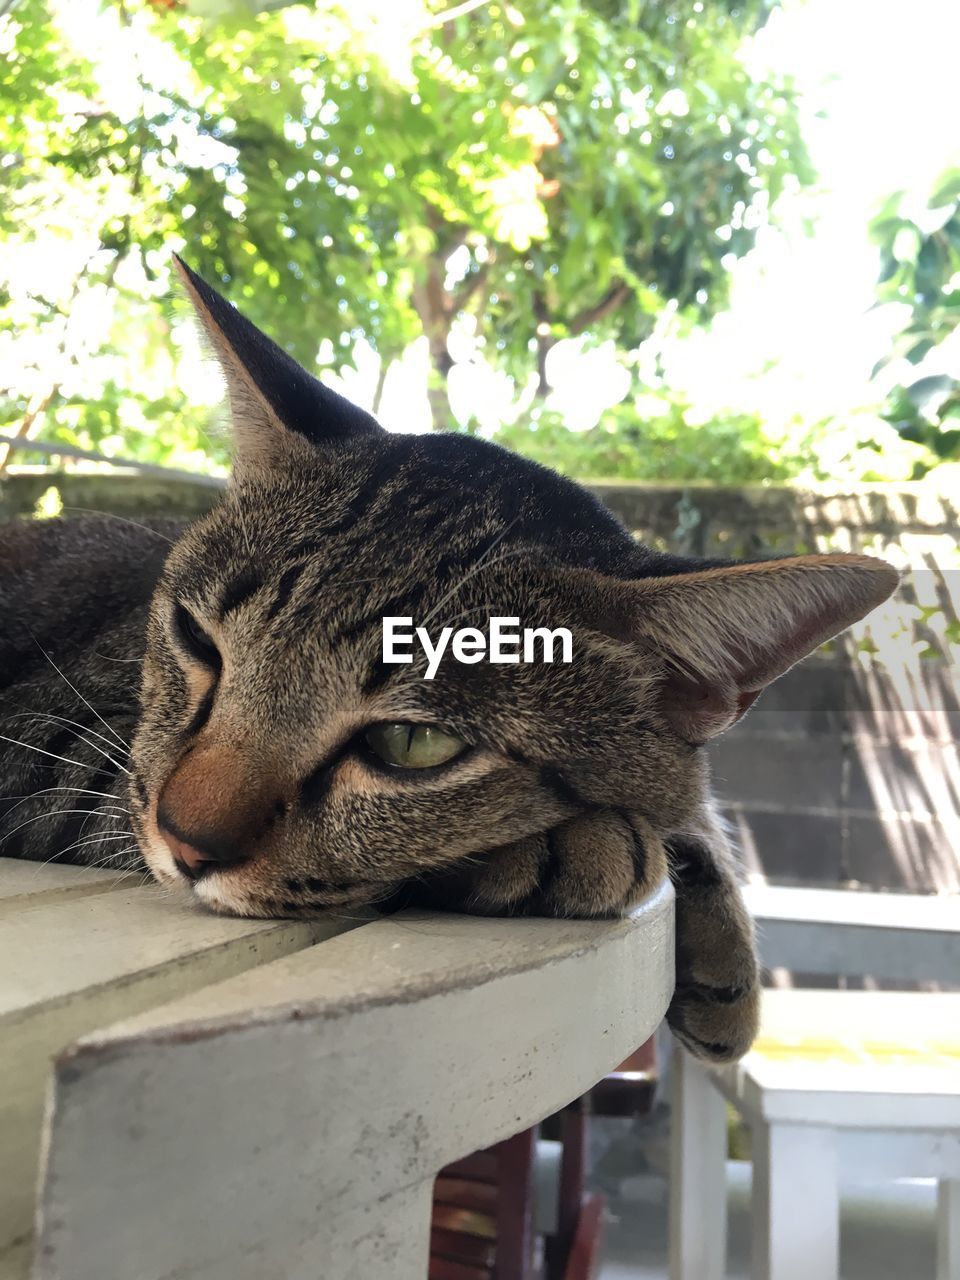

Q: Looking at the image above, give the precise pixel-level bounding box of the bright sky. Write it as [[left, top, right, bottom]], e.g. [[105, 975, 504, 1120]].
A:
[[651, 0, 960, 433]]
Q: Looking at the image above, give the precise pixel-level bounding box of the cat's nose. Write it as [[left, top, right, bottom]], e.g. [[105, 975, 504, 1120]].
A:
[[157, 818, 247, 881], [156, 742, 286, 882]]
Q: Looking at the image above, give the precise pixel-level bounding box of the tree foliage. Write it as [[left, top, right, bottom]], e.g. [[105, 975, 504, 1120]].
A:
[[871, 168, 960, 467], [0, 0, 811, 469], [493, 398, 803, 484]]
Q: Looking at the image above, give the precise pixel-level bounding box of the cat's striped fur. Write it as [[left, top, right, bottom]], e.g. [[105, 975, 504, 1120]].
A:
[[0, 260, 898, 1061]]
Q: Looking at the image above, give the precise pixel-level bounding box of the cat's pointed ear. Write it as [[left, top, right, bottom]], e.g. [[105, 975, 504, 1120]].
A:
[[579, 554, 899, 741], [173, 255, 382, 474]]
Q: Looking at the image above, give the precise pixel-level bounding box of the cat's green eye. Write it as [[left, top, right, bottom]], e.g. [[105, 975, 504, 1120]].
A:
[[364, 722, 467, 770]]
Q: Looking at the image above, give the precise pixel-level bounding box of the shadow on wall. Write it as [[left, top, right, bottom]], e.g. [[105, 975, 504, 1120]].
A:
[[605, 482, 960, 896], [717, 657, 960, 895], [2, 472, 958, 894]]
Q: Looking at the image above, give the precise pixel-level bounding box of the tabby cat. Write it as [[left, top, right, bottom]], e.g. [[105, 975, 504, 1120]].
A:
[[0, 258, 898, 1062]]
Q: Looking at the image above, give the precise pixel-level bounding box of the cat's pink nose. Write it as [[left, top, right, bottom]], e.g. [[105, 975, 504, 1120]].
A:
[[157, 820, 247, 881]]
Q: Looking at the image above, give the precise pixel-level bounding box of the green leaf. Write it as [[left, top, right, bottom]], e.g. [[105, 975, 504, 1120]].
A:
[[892, 224, 922, 265], [905, 374, 956, 414]]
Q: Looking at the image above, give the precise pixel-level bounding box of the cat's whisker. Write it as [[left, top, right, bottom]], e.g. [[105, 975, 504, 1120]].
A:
[[402, 601, 502, 677], [4, 716, 131, 777], [69, 804, 130, 825], [0, 806, 129, 849], [230, 493, 255, 562], [417, 520, 521, 631], [60, 508, 176, 546], [27, 635, 131, 755], [418, 542, 526, 631], [1, 785, 125, 806], [0, 732, 119, 775], [75, 801, 128, 845], [78, 845, 139, 869], [477, 515, 520, 563], [93, 863, 147, 885], [148, 876, 184, 902], [0, 730, 131, 777], [9, 759, 119, 780], [54, 832, 137, 862], [0, 785, 127, 829], [79, 858, 133, 875], [25, 823, 135, 876], [120, 869, 158, 893], [8, 709, 131, 754], [322, 907, 384, 923], [75, 837, 141, 868]]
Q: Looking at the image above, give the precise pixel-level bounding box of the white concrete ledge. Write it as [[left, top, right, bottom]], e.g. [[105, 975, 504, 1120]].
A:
[[1, 857, 674, 1280]]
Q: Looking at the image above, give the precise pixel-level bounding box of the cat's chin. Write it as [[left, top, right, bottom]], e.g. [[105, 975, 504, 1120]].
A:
[[135, 832, 249, 914], [191, 877, 271, 918], [192, 881, 368, 921], [136, 832, 381, 919], [140, 863, 281, 919]]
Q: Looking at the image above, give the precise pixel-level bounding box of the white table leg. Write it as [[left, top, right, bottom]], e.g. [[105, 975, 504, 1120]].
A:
[[750, 1121, 838, 1280], [669, 1050, 728, 1280], [938, 1180, 960, 1280]]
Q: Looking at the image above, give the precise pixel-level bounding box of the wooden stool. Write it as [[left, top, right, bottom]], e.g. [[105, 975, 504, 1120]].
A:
[[429, 1102, 612, 1280]]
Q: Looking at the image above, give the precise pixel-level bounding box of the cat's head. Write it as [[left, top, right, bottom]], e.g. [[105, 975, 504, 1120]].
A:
[[128, 258, 898, 917]]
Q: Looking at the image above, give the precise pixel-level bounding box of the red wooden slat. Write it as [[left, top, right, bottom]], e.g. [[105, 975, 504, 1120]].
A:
[[430, 1227, 497, 1269], [612, 1037, 657, 1074], [553, 1104, 586, 1276], [589, 1073, 656, 1118], [562, 1194, 606, 1280], [495, 1127, 537, 1280], [431, 1204, 497, 1240], [434, 1176, 499, 1214], [428, 1256, 492, 1280], [440, 1152, 500, 1182]]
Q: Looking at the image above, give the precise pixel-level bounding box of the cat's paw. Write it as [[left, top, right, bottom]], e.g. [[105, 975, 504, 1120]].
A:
[[461, 818, 760, 1065], [667, 965, 759, 1064], [470, 809, 667, 918], [665, 835, 759, 1063]]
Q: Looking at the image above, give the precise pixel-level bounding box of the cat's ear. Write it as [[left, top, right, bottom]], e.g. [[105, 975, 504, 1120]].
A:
[[173, 255, 382, 474], [577, 554, 899, 741]]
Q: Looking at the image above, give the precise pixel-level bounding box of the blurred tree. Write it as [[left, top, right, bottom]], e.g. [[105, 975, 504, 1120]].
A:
[[870, 168, 960, 469], [0, 0, 810, 465], [493, 397, 800, 484]]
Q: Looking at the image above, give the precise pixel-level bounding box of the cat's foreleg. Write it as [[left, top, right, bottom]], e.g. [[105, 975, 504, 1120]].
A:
[[663, 824, 760, 1062], [465, 809, 759, 1062]]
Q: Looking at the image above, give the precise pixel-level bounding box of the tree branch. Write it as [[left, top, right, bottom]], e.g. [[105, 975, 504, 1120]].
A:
[[0, 242, 127, 474], [371, 358, 389, 418], [411, 254, 455, 429], [0, 386, 59, 474], [533, 291, 552, 396], [452, 261, 490, 312], [418, 0, 492, 32], [568, 281, 632, 336]]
